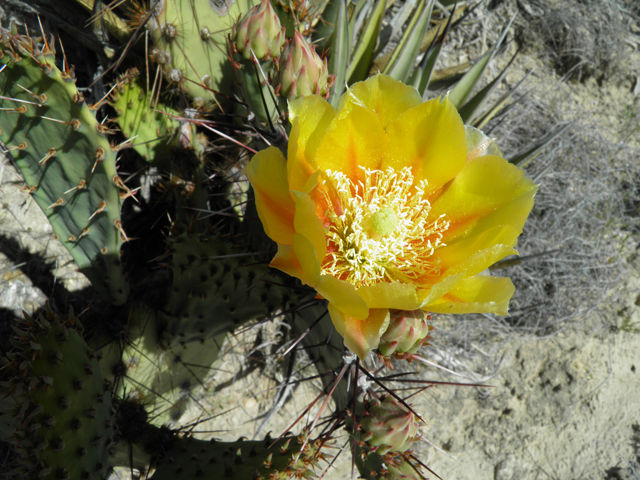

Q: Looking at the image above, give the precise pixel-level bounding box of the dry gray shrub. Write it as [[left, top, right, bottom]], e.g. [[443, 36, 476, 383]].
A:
[[516, 0, 638, 82]]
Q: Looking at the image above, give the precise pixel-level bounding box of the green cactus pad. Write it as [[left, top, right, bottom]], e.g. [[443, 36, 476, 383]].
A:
[[159, 232, 308, 347], [147, 431, 323, 480], [97, 305, 226, 426], [0, 27, 129, 305], [3, 306, 114, 480], [110, 69, 182, 163], [148, 0, 258, 102]]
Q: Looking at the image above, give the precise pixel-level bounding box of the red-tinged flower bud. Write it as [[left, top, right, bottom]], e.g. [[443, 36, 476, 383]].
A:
[[277, 31, 333, 101], [378, 310, 432, 357], [234, 0, 285, 61], [360, 395, 420, 455]]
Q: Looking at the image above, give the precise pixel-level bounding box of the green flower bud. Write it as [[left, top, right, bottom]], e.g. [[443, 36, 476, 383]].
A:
[[378, 310, 432, 357], [360, 395, 420, 455], [277, 31, 333, 101], [234, 0, 285, 61]]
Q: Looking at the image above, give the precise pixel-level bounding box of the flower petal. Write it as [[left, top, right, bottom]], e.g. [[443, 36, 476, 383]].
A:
[[430, 154, 538, 243], [419, 272, 465, 307], [270, 244, 308, 283], [293, 176, 327, 263], [328, 305, 390, 359], [245, 147, 295, 245], [357, 282, 421, 310], [337, 74, 422, 129], [314, 104, 388, 185], [465, 125, 502, 160], [288, 95, 337, 191], [292, 232, 321, 281], [384, 96, 466, 193], [424, 275, 515, 315], [434, 224, 521, 278], [452, 191, 536, 246], [317, 275, 369, 319]]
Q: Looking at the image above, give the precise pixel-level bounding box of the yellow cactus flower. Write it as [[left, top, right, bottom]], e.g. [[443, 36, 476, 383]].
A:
[[245, 74, 537, 359]]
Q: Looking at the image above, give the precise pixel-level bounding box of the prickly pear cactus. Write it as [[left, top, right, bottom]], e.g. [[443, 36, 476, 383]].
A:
[[110, 69, 182, 162], [0, 26, 129, 305], [147, 0, 258, 102], [3, 306, 115, 480], [158, 231, 309, 347], [146, 431, 323, 480], [97, 305, 226, 426]]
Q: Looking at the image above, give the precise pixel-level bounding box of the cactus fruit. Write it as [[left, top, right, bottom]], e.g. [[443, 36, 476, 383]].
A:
[[232, 0, 285, 125], [0, 26, 129, 305], [159, 231, 309, 347], [359, 395, 420, 456], [277, 31, 333, 101], [147, 0, 258, 103], [146, 430, 324, 480], [377, 310, 433, 358], [3, 306, 115, 480], [110, 69, 182, 163], [234, 0, 286, 62]]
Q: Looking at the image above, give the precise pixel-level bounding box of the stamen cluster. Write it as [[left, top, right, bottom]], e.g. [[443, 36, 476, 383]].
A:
[[321, 166, 449, 286]]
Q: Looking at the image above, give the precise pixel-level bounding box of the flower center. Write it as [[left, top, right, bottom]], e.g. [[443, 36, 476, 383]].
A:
[[321, 166, 449, 286], [368, 208, 398, 238]]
